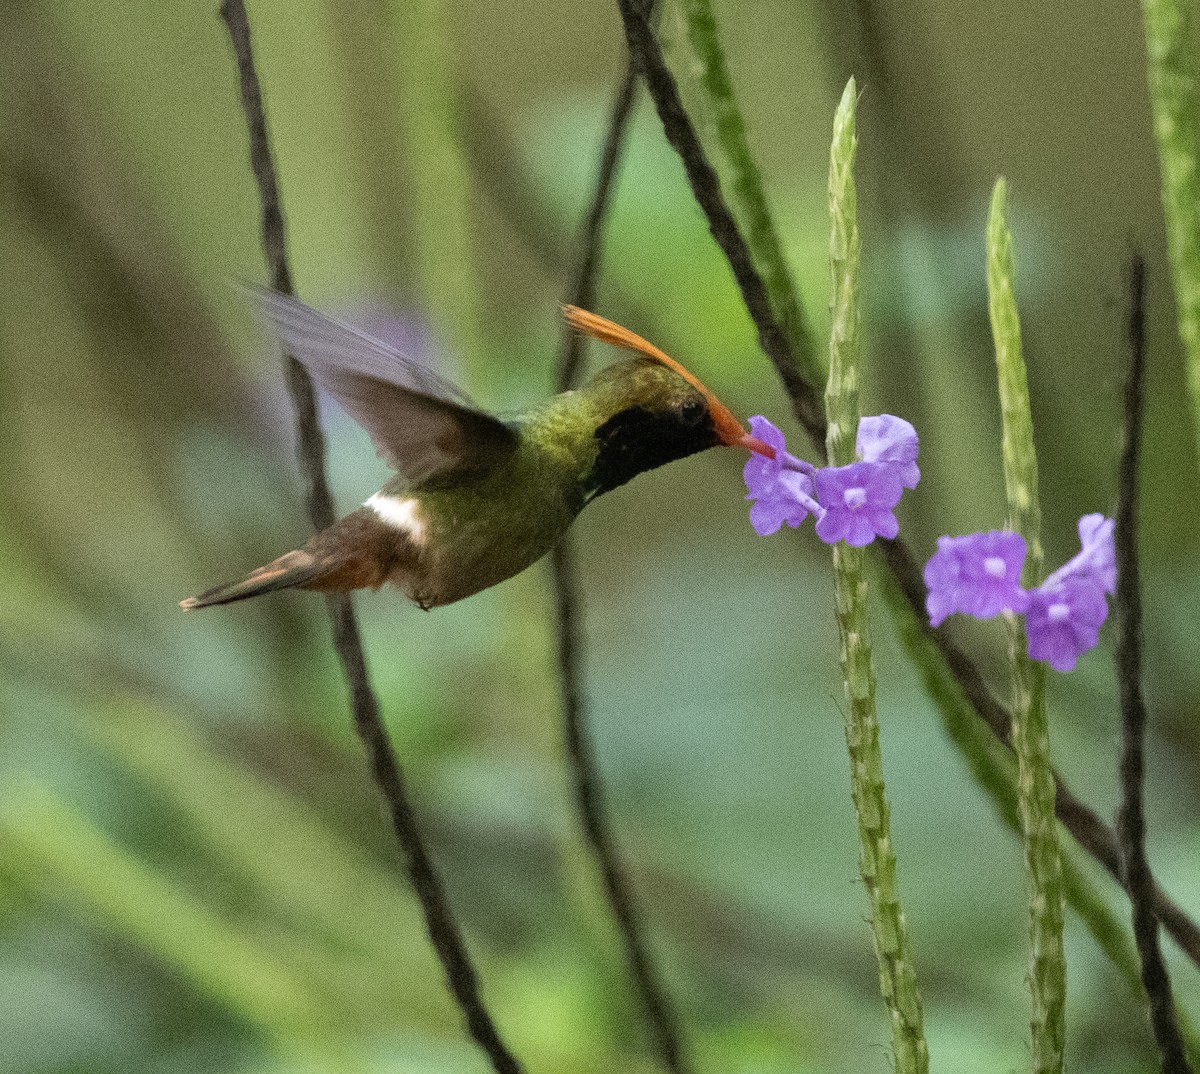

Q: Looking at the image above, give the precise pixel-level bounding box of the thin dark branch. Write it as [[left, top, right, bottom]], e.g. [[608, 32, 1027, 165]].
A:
[[556, 52, 640, 391], [551, 9, 693, 1070], [218, 5, 523, 1071], [613, 0, 1200, 970], [614, 0, 824, 442], [220, 0, 328, 531], [551, 545, 691, 1074], [877, 535, 1200, 967], [1115, 256, 1193, 1073]]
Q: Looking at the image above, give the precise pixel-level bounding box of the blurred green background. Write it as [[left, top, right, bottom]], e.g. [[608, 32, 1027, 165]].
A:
[[1, 0, 1198, 1071]]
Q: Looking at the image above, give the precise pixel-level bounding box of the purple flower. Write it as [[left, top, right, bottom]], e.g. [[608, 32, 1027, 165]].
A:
[[1044, 513, 1115, 595], [1022, 514, 1114, 669], [742, 416, 787, 484], [1025, 576, 1110, 672], [741, 413, 920, 543], [923, 530, 1030, 627], [814, 462, 903, 547], [747, 471, 817, 534], [922, 514, 1115, 670], [743, 417, 822, 535], [857, 414, 920, 489]]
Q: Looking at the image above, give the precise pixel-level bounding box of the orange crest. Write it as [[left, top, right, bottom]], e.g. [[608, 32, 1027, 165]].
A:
[[562, 306, 772, 457]]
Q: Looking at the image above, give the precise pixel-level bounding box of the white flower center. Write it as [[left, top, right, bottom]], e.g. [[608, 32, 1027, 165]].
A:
[[983, 556, 1007, 580], [843, 486, 867, 510], [1047, 602, 1071, 624]]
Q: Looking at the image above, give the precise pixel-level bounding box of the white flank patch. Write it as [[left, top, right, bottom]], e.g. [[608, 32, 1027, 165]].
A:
[[365, 493, 428, 545]]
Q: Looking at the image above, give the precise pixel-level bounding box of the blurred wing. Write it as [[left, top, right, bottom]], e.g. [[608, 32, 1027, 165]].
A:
[[253, 289, 518, 481]]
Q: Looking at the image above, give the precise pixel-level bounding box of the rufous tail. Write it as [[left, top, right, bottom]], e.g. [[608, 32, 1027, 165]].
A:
[[180, 509, 399, 610], [180, 549, 336, 609]]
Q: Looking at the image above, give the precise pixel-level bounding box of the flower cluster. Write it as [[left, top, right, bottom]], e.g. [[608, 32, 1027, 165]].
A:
[[923, 514, 1115, 671], [741, 409, 1113, 671], [743, 414, 920, 546]]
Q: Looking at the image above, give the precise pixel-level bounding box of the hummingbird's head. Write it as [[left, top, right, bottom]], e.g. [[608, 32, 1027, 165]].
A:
[[564, 307, 776, 498]]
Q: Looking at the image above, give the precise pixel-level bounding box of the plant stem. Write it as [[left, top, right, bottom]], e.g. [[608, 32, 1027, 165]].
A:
[[987, 179, 1065, 1074], [678, 0, 822, 382], [613, 0, 825, 435], [826, 79, 928, 1074], [1140, 0, 1200, 467], [878, 568, 1200, 1058], [219, 6, 522, 1070], [1115, 256, 1195, 1073], [613, 0, 1200, 976], [550, 11, 693, 1065]]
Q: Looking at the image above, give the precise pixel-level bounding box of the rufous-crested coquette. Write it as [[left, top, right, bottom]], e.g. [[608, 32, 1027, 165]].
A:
[[181, 295, 775, 611]]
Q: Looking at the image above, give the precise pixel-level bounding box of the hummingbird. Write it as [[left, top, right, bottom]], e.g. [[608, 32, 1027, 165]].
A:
[[181, 294, 775, 611]]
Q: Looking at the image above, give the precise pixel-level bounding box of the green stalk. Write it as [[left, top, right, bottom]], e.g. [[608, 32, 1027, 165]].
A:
[[649, 2, 1188, 1034], [880, 571, 1200, 1055], [987, 179, 1066, 1074], [1141, 0, 1200, 463], [826, 79, 928, 1074], [678, 0, 823, 381]]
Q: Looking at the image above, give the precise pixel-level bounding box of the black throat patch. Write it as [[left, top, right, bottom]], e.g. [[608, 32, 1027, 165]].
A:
[[585, 405, 718, 499]]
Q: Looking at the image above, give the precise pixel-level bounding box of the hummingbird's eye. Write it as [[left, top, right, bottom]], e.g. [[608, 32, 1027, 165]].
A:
[[680, 398, 706, 425]]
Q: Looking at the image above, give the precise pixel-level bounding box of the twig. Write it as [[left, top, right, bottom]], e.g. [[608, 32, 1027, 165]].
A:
[[218, 5, 523, 1072], [881, 538, 1200, 966], [612, 0, 1200, 971], [552, 6, 693, 1069], [557, 51, 641, 393], [613, 0, 824, 440], [1115, 255, 1194, 1074], [679, 0, 822, 383], [551, 545, 691, 1074]]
